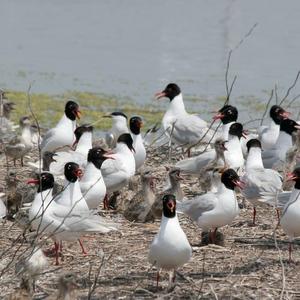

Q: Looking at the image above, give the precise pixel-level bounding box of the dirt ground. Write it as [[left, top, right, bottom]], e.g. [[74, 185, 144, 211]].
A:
[[0, 146, 300, 299]]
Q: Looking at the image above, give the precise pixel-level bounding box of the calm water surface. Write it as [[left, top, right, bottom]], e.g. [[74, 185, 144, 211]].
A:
[[1, 0, 300, 118]]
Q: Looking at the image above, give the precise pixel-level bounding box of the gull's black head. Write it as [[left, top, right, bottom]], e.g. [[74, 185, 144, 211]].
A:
[[74, 125, 93, 143], [87, 147, 111, 169], [270, 105, 289, 125], [228, 123, 245, 139], [64, 162, 83, 182], [27, 172, 54, 193], [65, 101, 81, 121], [162, 194, 176, 218], [156, 83, 181, 101], [246, 139, 262, 152], [117, 133, 135, 152], [214, 105, 238, 124], [280, 119, 300, 135], [19, 116, 31, 127], [221, 169, 244, 190], [129, 116, 143, 135]]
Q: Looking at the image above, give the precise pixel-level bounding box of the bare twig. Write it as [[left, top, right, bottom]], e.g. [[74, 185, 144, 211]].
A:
[[279, 70, 300, 105], [260, 89, 274, 126]]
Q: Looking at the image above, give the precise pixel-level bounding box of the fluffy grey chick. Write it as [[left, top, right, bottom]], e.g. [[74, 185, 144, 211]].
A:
[[199, 138, 228, 193], [45, 273, 79, 300], [151, 167, 184, 218], [15, 246, 48, 293], [123, 169, 156, 222], [4, 116, 33, 166]]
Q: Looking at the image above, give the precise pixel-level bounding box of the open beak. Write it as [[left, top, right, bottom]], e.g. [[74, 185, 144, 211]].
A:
[[155, 91, 166, 100], [233, 179, 246, 189], [295, 123, 300, 130], [286, 172, 297, 181], [27, 179, 40, 185], [167, 201, 175, 213], [103, 153, 116, 160], [51, 153, 58, 162], [280, 111, 291, 119], [74, 168, 83, 179], [242, 130, 248, 139], [74, 109, 81, 119], [176, 173, 184, 180], [72, 139, 79, 149], [213, 113, 224, 120]]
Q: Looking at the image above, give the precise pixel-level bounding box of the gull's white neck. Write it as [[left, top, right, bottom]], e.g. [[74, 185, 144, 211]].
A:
[[246, 147, 264, 170], [21, 125, 33, 146], [275, 131, 292, 149], [75, 132, 92, 156], [167, 94, 186, 116], [84, 162, 102, 181], [115, 143, 132, 156], [221, 122, 235, 140], [56, 114, 76, 133]]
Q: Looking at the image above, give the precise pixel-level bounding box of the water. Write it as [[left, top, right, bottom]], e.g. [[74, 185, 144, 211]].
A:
[[1, 0, 300, 118]]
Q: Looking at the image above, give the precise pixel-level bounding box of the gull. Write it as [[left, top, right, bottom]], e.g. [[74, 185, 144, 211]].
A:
[[280, 167, 300, 262], [80, 147, 113, 210], [148, 194, 192, 287], [155, 83, 214, 156], [129, 116, 146, 171], [104, 112, 129, 148], [262, 118, 300, 168], [258, 105, 290, 150], [102, 133, 136, 208], [241, 139, 282, 225], [28, 166, 118, 265], [177, 169, 243, 243], [49, 125, 93, 175], [41, 100, 81, 154]]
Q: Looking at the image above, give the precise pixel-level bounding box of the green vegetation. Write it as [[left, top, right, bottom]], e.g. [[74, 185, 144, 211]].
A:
[[6, 90, 164, 130]]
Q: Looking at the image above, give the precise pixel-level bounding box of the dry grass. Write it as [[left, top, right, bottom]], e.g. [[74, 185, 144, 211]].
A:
[[0, 146, 300, 299]]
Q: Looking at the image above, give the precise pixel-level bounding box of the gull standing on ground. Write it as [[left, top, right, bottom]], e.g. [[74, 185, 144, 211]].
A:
[[280, 167, 300, 262], [80, 147, 113, 210], [177, 169, 243, 243], [102, 133, 136, 208], [241, 139, 282, 225], [148, 194, 192, 287]]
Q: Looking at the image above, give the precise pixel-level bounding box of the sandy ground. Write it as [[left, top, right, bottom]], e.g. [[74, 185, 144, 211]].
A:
[[0, 146, 300, 300]]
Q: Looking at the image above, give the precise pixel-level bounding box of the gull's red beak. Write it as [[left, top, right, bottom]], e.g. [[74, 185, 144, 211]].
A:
[[74, 168, 83, 179], [213, 113, 224, 120], [279, 111, 291, 119], [286, 172, 297, 181], [233, 179, 246, 189], [242, 130, 248, 139], [155, 91, 166, 100], [27, 179, 40, 185]]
